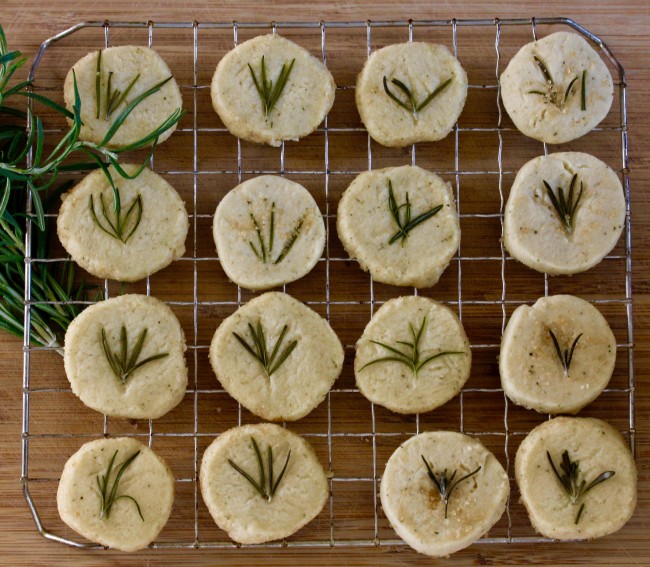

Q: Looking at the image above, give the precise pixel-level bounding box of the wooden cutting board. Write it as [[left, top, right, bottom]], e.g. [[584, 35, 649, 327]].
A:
[[0, 0, 648, 565]]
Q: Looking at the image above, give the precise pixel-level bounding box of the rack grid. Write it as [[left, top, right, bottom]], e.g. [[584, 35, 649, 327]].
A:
[[21, 17, 633, 550]]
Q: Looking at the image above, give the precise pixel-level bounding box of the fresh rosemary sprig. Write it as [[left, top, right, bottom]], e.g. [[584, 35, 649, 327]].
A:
[[547, 450, 615, 524], [233, 320, 298, 377], [248, 56, 295, 119], [358, 316, 464, 378], [387, 179, 442, 246], [548, 329, 583, 378], [543, 173, 583, 234], [528, 55, 587, 111], [0, 23, 185, 351], [89, 188, 143, 243], [96, 449, 144, 521], [100, 325, 169, 384], [248, 201, 304, 264], [383, 75, 452, 118], [421, 455, 481, 519], [228, 436, 292, 502]]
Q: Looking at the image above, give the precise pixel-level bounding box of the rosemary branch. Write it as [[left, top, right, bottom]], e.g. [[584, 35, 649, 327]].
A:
[[387, 179, 442, 246], [248, 56, 295, 119], [233, 320, 298, 377], [421, 455, 481, 519], [358, 316, 464, 378], [543, 173, 584, 234], [547, 450, 615, 524], [548, 329, 583, 378], [248, 201, 305, 264], [96, 449, 144, 521], [528, 55, 587, 111], [89, 188, 143, 243], [100, 326, 169, 384], [0, 23, 185, 351], [383, 75, 452, 118], [228, 437, 292, 502]]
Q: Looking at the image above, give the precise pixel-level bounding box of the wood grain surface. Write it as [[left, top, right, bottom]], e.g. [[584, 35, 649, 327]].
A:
[[0, 1, 648, 565]]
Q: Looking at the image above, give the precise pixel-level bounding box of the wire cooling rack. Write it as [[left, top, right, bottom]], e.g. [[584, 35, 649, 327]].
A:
[[21, 18, 634, 550]]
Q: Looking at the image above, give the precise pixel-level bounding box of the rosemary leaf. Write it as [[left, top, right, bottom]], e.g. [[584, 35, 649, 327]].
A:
[[97, 450, 144, 521], [543, 174, 583, 234], [100, 325, 169, 384], [421, 455, 481, 518], [382, 75, 452, 118], [386, 179, 443, 246], [547, 450, 615, 524], [248, 56, 296, 118], [359, 317, 464, 378], [548, 329, 583, 378], [233, 321, 298, 377], [89, 190, 143, 243], [247, 202, 305, 265], [581, 69, 587, 111], [229, 437, 292, 502]]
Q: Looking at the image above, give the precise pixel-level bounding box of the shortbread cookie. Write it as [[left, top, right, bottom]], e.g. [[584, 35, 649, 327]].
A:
[[213, 175, 325, 290], [337, 165, 460, 287], [200, 423, 328, 544], [209, 292, 343, 421], [500, 295, 616, 414], [64, 45, 182, 148], [355, 296, 470, 414], [356, 42, 468, 147], [516, 417, 636, 540], [381, 431, 509, 557], [57, 165, 188, 282], [64, 294, 187, 419], [504, 152, 625, 275], [57, 437, 175, 552], [500, 31, 613, 144], [211, 34, 335, 146]]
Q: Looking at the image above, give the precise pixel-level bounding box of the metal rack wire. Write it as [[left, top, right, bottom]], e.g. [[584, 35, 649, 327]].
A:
[[21, 17, 634, 550]]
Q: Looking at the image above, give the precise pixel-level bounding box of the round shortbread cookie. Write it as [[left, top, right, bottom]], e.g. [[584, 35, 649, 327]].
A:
[[213, 175, 325, 290], [64, 45, 183, 148], [337, 165, 460, 288], [209, 292, 343, 421], [356, 42, 468, 147], [57, 165, 188, 282], [500, 295, 616, 414], [57, 437, 175, 552], [500, 31, 613, 144], [64, 294, 187, 419], [504, 152, 625, 275], [355, 296, 471, 414], [516, 417, 636, 540], [211, 34, 335, 146], [381, 431, 509, 557], [200, 423, 328, 544]]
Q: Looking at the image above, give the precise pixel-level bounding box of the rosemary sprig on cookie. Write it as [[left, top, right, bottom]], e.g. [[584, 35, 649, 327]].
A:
[[528, 55, 587, 111], [358, 316, 463, 378], [387, 180, 443, 246], [233, 320, 298, 377], [228, 436, 291, 502], [382, 75, 452, 118], [543, 173, 584, 234], [547, 450, 615, 524], [89, 188, 142, 243], [248, 201, 304, 264], [96, 449, 144, 521], [421, 456, 481, 519], [100, 326, 169, 384], [548, 329, 583, 378], [248, 56, 295, 119]]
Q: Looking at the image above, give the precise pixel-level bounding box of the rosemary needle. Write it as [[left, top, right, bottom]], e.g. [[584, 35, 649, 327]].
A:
[[233, 320, 298, 377], [248, 56, 296, 119], [228, 437, 291, 502], [543, 173, 584, 234], [547, 450, 615, 524], [421, 455, 481, 519], [548, 329, 583, 378], [383, 75, 452, 118], [386, 179, 443, 246], [359, 316, 464, 378], [96, 450, 144, 521], [248, 202, 305, 264]]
